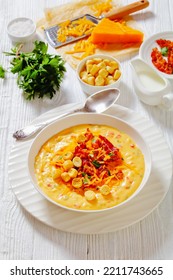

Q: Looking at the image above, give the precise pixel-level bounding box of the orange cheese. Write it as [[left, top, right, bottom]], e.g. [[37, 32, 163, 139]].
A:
[[91, 0, 113, 17], [91, 18, 144, 44], [57, 17, 96, 43]]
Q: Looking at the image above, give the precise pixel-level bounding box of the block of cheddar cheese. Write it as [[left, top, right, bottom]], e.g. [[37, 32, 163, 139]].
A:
[[91, 18, 144, 44]]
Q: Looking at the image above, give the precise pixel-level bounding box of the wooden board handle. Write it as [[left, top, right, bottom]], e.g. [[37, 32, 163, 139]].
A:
[[105, 0, 149, 20]]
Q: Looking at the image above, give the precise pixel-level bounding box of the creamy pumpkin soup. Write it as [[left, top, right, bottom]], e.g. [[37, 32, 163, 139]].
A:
[[34, 124, 145, 210]]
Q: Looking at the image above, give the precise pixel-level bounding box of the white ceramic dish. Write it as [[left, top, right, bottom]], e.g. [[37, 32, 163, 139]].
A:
[[27, 112, 151, 213], [77, 54, 122, 95], [139, 31, 173, 80], [130, 58, 172, 106], [8, 104, 172, 234], [7, 17, 36, 43]]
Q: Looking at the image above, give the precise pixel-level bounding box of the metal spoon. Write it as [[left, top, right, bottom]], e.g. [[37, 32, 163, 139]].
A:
[[13, 88, 120, 140]]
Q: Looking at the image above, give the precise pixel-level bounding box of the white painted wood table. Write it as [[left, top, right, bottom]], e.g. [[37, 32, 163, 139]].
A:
[[0, 0, 173, 260]]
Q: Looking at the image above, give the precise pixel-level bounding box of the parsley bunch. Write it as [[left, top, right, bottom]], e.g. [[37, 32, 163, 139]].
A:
[[4, 41, 66, 100], [0, 65, 6, 78]]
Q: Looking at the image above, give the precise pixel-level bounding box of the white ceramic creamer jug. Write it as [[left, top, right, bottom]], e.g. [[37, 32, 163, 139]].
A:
[[130, 58, 173, 109]]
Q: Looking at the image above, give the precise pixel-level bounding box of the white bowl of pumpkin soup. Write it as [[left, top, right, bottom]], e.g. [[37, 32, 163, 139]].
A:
[[28, 113, 151, 212]]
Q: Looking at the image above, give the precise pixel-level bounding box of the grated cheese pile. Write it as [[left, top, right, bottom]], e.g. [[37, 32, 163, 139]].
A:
[[91, 0, 113, 16], [57, 17, 96, 43], [66, 37, 96, 60]]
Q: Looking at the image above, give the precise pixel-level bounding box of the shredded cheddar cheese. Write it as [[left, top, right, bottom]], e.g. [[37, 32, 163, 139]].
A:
[[57, 17, 96, 43], [91, 0, 113, 17], [66, 37, 96, 59]]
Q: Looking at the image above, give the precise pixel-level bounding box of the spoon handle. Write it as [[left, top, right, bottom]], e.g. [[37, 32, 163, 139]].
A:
[[13, 106, 84, 140]]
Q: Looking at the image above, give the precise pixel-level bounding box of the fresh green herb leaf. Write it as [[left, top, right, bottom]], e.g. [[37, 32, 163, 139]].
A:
[[11, 58, 24, 74], [92, 160, 101, 168], [4, 41, 66, 100], [82, 172, 91, 179], [0, 65, 6, 79], [161, 47, 168, 56], [83, 178, 90, 184], [33, 40, 48, 55]]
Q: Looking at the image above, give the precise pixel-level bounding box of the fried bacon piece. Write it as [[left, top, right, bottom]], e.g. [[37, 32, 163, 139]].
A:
[[156, 39, 173, 49], [168, 48, 173, 68], [73, 129, 123, 187], [151, 47, 173, 74], [98, 135, 122, 165], [151, 38, 173, 74]]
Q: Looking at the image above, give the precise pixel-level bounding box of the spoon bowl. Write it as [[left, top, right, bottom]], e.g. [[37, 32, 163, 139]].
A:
[[83, 88, 120, 113], [13, 88, 120, 140]]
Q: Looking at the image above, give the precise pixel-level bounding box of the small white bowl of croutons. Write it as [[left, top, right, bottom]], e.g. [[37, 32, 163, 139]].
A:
[[77, 54, 122, 95]]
